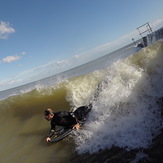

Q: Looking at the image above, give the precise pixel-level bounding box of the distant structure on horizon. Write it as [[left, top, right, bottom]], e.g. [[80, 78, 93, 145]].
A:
[[132, 22, 163, 48], [137, 22, 153, 47]]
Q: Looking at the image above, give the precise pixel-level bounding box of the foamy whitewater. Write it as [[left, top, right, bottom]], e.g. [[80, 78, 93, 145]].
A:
[[0, 39, 162, 162], [70, 41, 163, 153]]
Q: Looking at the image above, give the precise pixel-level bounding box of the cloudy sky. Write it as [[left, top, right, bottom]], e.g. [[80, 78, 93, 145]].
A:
[[0, 0, 163, 91]]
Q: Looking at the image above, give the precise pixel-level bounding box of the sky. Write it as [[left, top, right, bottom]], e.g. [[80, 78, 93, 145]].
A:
[[0, 0, 163, 91]]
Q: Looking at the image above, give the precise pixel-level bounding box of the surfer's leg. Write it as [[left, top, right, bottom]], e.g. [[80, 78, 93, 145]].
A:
[[74, 105, 91, 122]]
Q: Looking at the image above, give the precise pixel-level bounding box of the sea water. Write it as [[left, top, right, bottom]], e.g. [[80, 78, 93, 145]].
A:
[[0, 40, 162, 162]]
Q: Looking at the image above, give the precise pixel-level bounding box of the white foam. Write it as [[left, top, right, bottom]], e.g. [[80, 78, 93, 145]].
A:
[[65, 70, 106, 108], [72, 55, 162, 154]]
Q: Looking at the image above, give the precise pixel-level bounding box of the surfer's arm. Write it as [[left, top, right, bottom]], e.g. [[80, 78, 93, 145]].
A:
[[46, 122, 56, 142], [48, 129, 55, 137], [46, 129, 56, 142]]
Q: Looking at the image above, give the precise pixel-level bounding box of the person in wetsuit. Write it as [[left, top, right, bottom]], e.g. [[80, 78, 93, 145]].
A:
[[44, 105, 91, 142]]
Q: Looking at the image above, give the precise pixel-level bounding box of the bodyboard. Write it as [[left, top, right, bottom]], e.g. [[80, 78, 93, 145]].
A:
[[49, 128, 73, 143]]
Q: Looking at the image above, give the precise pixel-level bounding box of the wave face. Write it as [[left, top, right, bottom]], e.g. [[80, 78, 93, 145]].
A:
[[73, 40, 163, 153], [0, 41, 162, 162]]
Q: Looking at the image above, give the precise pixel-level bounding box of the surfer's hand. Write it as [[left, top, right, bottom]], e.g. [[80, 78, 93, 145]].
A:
[[46, 137, 51, 142], [73, 123, 80, 130]]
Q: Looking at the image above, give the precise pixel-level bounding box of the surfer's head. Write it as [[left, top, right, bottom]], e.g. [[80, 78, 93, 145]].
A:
[[44, 108, 54, 121]]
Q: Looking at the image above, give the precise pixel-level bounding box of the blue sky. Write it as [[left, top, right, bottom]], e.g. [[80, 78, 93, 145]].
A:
[[0, 0, 163, 91]]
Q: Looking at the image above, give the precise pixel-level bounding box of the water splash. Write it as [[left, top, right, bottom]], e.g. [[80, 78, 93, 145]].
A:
[[73, 41, 163, 154]]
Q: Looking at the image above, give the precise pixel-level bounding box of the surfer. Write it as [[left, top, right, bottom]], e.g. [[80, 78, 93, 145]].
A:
[[44, 105, 91, 142]]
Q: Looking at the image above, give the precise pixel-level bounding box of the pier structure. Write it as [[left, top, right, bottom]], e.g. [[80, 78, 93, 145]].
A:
[[137, 22, 153, 47]]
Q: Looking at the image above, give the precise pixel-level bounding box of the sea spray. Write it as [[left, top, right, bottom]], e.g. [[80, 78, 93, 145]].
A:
[[65, 70, 107, 108], [73, 41, 163, 154]]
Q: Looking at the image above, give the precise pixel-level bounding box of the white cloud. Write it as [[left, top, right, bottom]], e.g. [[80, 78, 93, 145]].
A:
[[21, 51, 27, 55], [0, 51, 27, 63], [0, 21, 15, 39], [0, 55, 20, 63]]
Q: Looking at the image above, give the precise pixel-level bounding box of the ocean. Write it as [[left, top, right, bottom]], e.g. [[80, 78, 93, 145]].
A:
[[0, 34, 163, 162]]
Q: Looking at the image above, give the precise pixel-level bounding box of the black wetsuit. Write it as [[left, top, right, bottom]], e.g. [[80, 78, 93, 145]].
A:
[[51, 111, 77, 130], [48, 105, 92, 138], [48, 111, 76, 138]]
